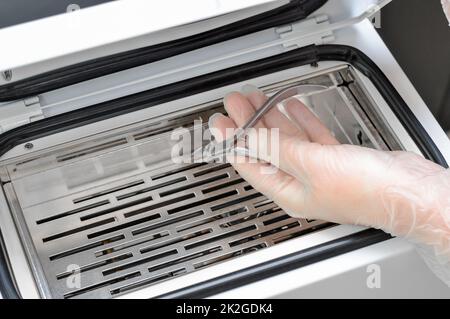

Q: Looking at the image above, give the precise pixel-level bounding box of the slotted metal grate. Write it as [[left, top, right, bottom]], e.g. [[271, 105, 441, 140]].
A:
[[6, 160, 328, 299]]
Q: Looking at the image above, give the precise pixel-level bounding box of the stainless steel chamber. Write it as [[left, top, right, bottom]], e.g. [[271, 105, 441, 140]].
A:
[[0, 67, 403, 298]]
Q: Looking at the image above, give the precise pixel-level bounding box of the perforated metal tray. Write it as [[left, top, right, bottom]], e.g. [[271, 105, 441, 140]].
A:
[[2, 68, 399, 298]]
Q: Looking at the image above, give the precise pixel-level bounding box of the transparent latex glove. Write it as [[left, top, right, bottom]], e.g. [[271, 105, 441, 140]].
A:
[[209, 85, 450, 286], [443, 0, 450, 24]]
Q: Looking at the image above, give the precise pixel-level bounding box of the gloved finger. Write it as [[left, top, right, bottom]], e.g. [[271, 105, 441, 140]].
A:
[[241, 84, 268, 129], [208, 112, 248, 161], [209, 111, 265, 164], [244, 128, 311, 179], [224, 92, 266, 129], [231, 160, 307, 216], [208, 113, 236, 142], [242, 84, 309, 140], [209, 111, 307, 211], [284, 98, 340, 145]]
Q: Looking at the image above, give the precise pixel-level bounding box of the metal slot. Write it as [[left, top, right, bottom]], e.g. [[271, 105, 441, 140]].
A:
[[42, 217, 117, 243], [193, 243, 267, 269], [50, 235, 126, 261], [56, 252, 133, 279], [146, 246, 223, 273], [2, 68, 400, 299], [95, 231, 170, 257], [37, 200, 111, 225], [109, 268, 187, 296], [73, 180, 145, 204]]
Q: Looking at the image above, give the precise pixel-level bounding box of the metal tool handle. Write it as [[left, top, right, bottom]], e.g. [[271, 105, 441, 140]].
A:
[[200, 84, 331, 162], [236, 84, 329, 140]]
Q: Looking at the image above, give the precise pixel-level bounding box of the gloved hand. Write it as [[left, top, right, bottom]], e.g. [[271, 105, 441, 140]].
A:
[[442, 0, 450, 24], [209, 85, 450, 286]]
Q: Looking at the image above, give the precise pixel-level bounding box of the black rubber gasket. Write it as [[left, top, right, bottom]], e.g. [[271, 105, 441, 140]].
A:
[[0, 232, 20, 299], [0, 44, 446, 299], [0, 0, 327, 102]]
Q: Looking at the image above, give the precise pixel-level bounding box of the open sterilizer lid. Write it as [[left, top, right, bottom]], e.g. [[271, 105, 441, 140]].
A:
[[0, 0, 393, 100], [0, 0, 317, 91], [0, 0, 447, 299]]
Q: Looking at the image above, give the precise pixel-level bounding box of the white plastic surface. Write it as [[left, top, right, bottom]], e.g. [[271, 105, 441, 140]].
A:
[[211, 238, 450, 298], [0, 0, 277, 72]]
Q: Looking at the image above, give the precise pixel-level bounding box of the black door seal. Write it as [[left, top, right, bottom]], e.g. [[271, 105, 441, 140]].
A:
[[0, 0, 327, 102], [157, 229, 391, 299]]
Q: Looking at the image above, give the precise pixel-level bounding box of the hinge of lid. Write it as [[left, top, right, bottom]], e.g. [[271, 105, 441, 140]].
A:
[[370, 10, 382, 29], [275, 15, 335, 51], [276, 0, 391, 51], [0, 96, 43, 133]]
